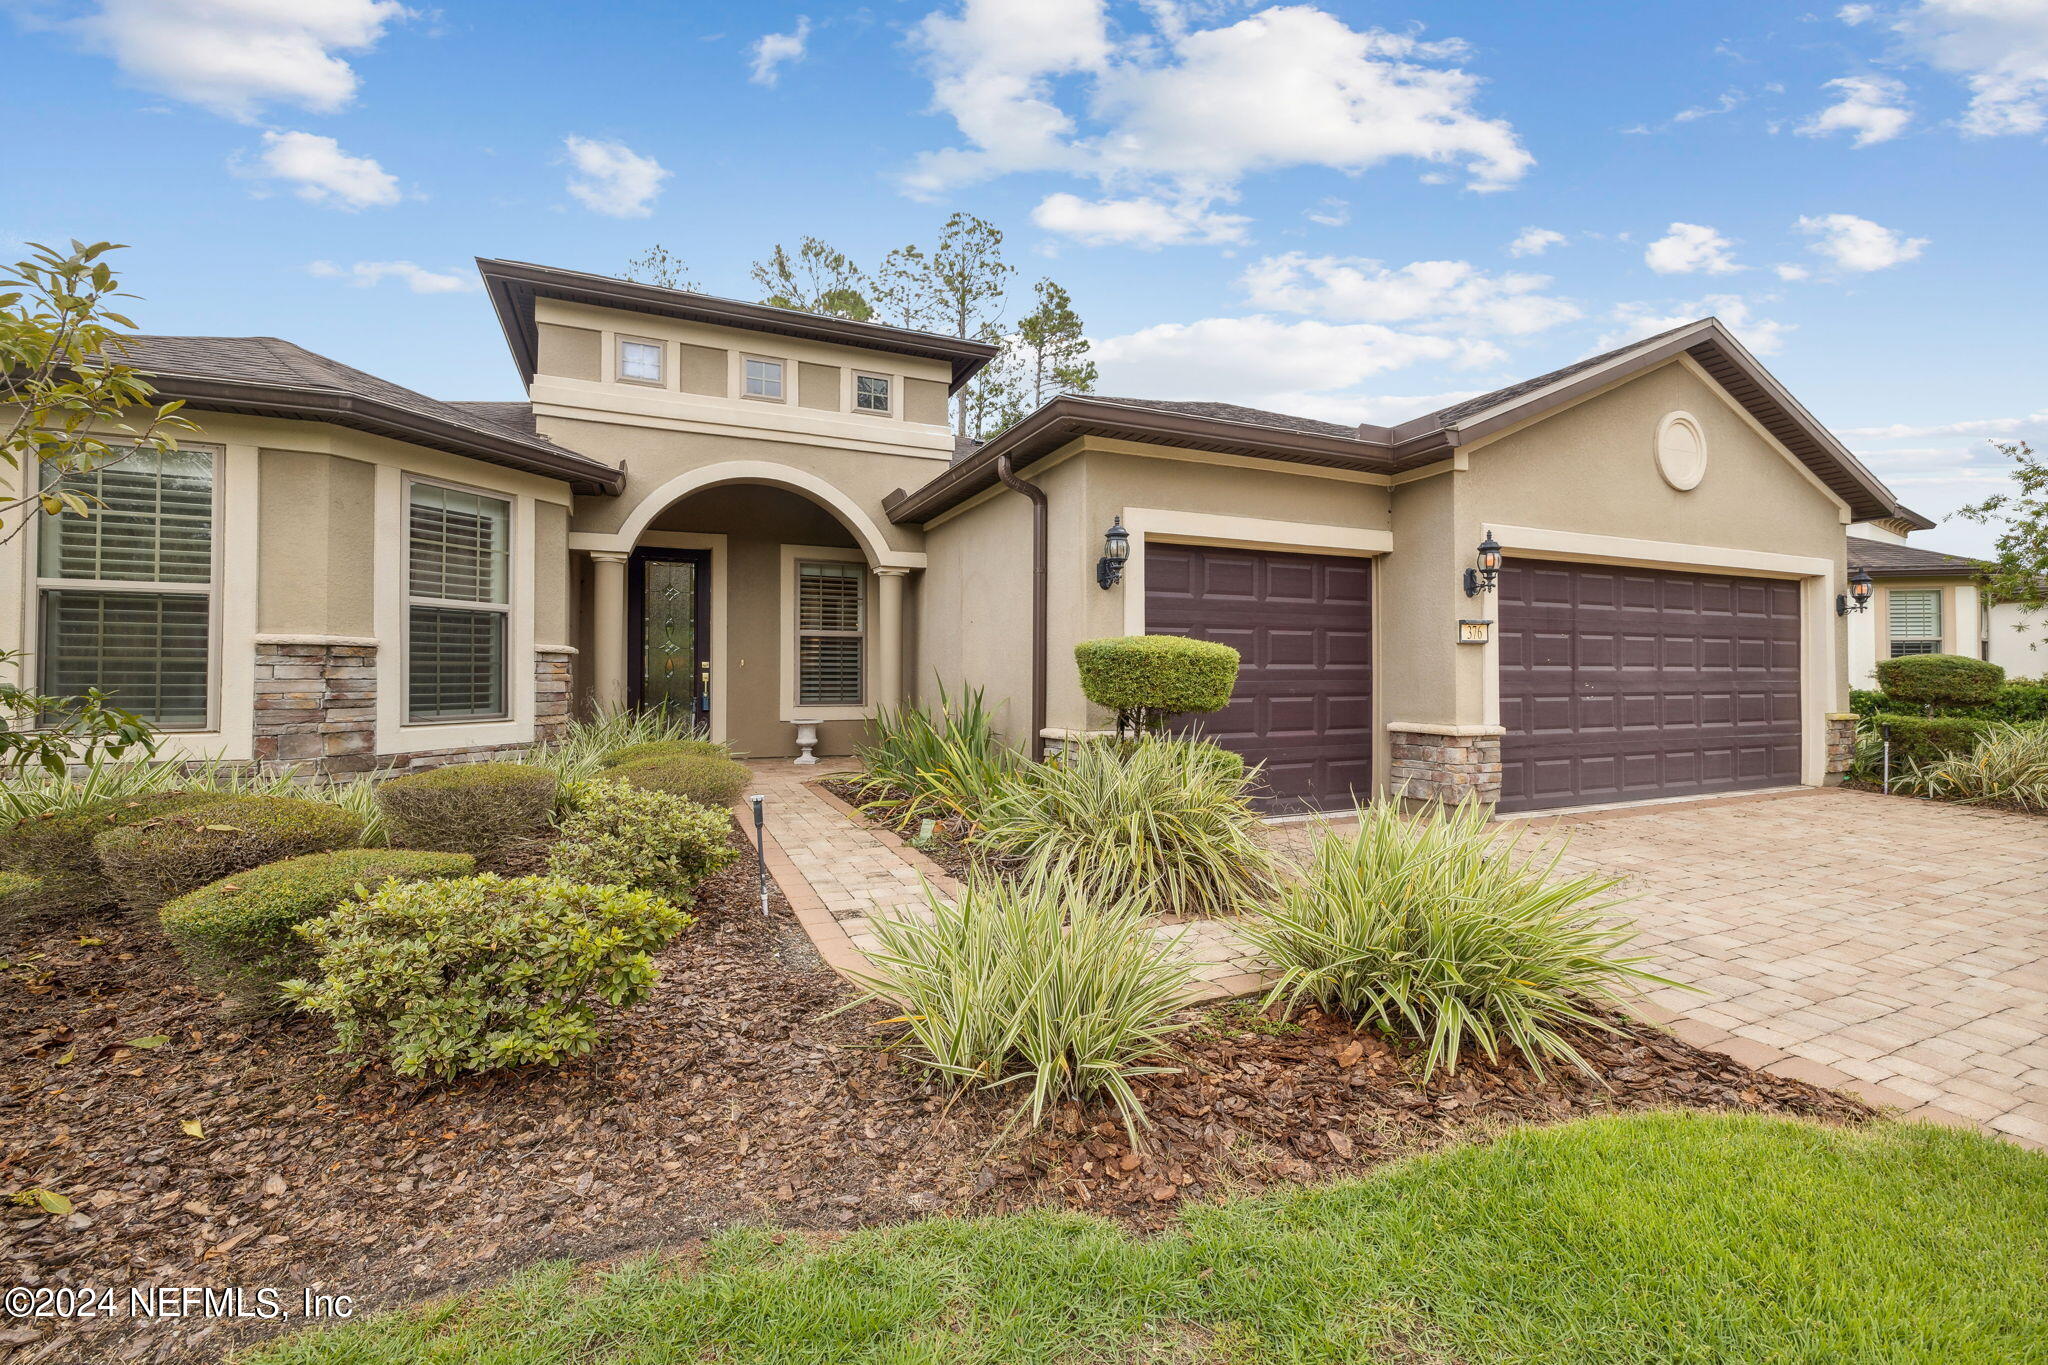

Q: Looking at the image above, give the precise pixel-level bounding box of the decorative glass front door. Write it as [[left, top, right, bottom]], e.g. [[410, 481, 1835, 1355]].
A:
[[632, 552, 708, 718]]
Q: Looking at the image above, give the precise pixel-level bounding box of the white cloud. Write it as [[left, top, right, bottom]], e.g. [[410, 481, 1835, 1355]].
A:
[[1889, 0, 2048, 136], [1674, 89, 1746, 123], [1643, 222, 1742, 275], [308, 260, 476, 293], [1306, 196, 1350, 227], [1031, 192, 1249, 247], [1602, 294, 1792, 355], [75, 0, 405, 122], [1796, 212, 1928, 271], [1507, 226, 1565, 257], [1839, 4, 1877, 25], [1775, 263, 1812, 281], [240, 130, 399, 209], [1799, 74, 1913, 145], [1841, 408, 2048, 438], [906, 1, 1532, 231], [749, 16, 811, 86], [562, 136, 669, 218], [1238, 252, 1581, 336], [1094, 315, 1503, 402]]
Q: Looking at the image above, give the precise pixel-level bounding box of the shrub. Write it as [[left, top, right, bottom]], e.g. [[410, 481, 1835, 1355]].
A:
[[1874, 654, 2005, 710], [610, 753, 750, 809], [0, 791, 212, 883], [598, 738, 731, 769], [160, 850, 474, 1011], [0, 757, 389, 843], [976, 736, 1278, 919], [1982, 680, 2048, 724], [1897, 723, 2048, 810], [855, 683, 1019, 831], [526, 707, 724, 784], [548, 777, 737, 898], [852, 867, 1194, 1142], [1244, 798, 1669, 1080], [1075, 634, 1239, 734], [94, 795, 366, 913], [284, 874, 694, 1078], [1867, 714, 1991, 770], [376, 762, 558, 857]]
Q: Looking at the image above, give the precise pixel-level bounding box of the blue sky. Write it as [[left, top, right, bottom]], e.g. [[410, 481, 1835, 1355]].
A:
[[6, 0, 2045, 555]]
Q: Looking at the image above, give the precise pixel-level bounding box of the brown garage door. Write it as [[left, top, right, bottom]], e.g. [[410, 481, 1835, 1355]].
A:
[[1145, 544, 1371, 813], [1497, 559, 1802, 813]]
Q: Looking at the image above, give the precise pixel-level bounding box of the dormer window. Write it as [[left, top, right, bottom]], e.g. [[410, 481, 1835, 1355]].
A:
[[618, 337, 664, 385], [743, 356, 786, 400], [855, 372, 892, 414]]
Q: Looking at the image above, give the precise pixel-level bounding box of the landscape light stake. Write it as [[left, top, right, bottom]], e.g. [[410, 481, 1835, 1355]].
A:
[[1881, 723, 1893, 795], [750, 794, 769, 918]]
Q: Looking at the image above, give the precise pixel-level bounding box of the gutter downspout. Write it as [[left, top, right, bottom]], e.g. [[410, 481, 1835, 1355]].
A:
[[995, 455, 1049, 762]]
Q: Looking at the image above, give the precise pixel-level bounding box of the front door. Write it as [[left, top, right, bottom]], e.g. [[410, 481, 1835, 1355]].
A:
[[629, 549, 710, 722]]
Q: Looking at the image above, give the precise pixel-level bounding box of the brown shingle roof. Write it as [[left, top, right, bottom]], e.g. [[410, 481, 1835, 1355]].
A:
[[1848, 535, 1986, 578], [1425, 321, 1703, 426], [1085, 396, 1361, 441]]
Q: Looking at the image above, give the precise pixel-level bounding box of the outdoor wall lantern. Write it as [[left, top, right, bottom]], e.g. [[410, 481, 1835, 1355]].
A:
[[1838, 566, 1874, 616], [1463, 530, 1503, 598], [1096, 515, 1131, 589]]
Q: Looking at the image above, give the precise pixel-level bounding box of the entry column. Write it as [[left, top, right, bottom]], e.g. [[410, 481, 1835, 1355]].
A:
[[873, 567, 908, 712], [589, 550, 630, 712]]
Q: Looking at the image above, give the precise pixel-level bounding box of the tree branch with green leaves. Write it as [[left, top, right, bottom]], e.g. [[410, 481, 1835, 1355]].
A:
[[1956, 440, 2048, 649]]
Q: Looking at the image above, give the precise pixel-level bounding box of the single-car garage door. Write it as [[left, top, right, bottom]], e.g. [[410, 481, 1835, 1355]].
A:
[[1497, 559, 1802, 813], [1145, 544, 1371, 813]]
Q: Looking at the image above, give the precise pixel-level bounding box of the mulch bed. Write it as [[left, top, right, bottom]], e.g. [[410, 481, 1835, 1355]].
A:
[[1, 828, 1873, 1364]]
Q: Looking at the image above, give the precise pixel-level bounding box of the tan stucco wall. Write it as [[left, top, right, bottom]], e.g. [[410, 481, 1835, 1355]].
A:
[[537, 323, 601, 381], [257, 448, 376, 636], [534, 500, 570, 646], [917, 479, 1038, 747], [798, 362, 841, 411], [905, 377, 950, 427]]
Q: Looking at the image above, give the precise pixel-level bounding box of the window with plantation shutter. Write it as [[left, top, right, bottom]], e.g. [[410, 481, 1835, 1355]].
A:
[[36, 445, 215, 727], [407, 481, 512, 722], [797, 560, 864, 706], [1888, 589, 1941, 658]]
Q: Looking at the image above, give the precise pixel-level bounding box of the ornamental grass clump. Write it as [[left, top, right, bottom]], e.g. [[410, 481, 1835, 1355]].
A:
[[855, 684, 1018, 832], [852, 867, 1195, 1142], [1246, 797, 1671, 1080], [548, 777, 738, 899], [976, 736, 1278, 919], [285, 874, 694, 1079], [527, 707, 723, 784], [1899, 722, 2048, 810]]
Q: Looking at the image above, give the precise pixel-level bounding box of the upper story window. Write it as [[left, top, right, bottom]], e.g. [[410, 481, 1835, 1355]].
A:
[[854, 373, 892, 415], [796, 561, 864, 706], [618, 337, 664, 385], [743, 357, 785, 401], [407, 480, 511, 723], [1888, 588, 1942, 657], [37, 444, 217, 728]]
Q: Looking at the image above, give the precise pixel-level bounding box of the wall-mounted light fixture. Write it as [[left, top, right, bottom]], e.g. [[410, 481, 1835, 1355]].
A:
[[1463, 530, 1503, 598], [1096, 515, 1131, 589], [1837, 566, 1874, 616]]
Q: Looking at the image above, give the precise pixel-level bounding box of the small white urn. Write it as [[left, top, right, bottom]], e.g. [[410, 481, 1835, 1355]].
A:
[[792, 719, 821, 765]]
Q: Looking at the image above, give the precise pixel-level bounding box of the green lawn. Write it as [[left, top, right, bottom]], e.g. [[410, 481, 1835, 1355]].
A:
[[245, 1113, 2047, 1365]]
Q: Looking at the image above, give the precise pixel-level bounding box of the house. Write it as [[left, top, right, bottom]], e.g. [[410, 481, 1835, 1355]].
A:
[[1846, 510, 2046, 686], [4, 261, 1917, 815]]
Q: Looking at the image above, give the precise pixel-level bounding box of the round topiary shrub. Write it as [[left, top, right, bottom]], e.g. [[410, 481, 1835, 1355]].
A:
[[1874, 653, 2005, 710], [160, 848, 475, 1012], [94, 795, 367, 913], [609, 753, 750, 809], [547, 777, 737, 899], [1075, 634, 1240, 734], [0, 791, 215, 896], [284, 873, 695, 1078], [598, 737, 730, 768], [375, 762, 558, 857]]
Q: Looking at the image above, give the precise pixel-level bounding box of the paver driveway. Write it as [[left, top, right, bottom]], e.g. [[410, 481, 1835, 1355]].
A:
[[1531, 788, 2048, 1145]]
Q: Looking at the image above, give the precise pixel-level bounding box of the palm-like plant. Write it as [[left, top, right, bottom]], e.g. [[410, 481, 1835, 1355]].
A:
[[1898, 722, 2048, 810], [854, 683, 1018, 832]]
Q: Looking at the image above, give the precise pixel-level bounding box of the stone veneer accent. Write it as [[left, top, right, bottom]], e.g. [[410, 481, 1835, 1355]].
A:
[[1825, 712, 1860, 780], [1385, 722, 1504, 805]]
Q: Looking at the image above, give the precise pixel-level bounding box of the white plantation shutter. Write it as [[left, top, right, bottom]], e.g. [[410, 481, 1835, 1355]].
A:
[[407, 482, 512, 721], [797, 561, 864, 706], [1888, 589, 1942, 656]]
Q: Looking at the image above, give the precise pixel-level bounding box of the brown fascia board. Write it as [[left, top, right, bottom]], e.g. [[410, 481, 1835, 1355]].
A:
[[477, 258, 1000, 394], [1857, 563, 1983, 580], [143, 373, 625, 494]]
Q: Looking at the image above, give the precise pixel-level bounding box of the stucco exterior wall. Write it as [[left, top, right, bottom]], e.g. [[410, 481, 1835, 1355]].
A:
[[257, 448, 376, 637], [1988, 602, 2048, 679], [916, 478, 1038, 747]]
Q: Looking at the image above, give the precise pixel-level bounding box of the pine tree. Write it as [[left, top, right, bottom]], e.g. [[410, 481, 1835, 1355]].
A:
[[1015, 278, 1098, 408], [750, 237, 874, 320], [623, 244, 698, 291]]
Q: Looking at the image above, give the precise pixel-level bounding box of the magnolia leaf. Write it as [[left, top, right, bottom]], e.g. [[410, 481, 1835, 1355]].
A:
[[33, 1189, 73, 1216], [179, 1119, 204, 1138], [123, 1034, 170, 1050]]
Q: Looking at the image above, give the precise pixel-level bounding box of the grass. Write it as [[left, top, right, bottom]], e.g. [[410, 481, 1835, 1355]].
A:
[[242, 1112, 2046, 1364], [853, 684, 1019, 833], [525, 707, 724, 785], [0, 756, 389, 845]]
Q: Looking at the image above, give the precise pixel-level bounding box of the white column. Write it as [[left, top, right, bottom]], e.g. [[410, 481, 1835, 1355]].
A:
[[589, 551, 630, 712], [873, 567, 908, 712]]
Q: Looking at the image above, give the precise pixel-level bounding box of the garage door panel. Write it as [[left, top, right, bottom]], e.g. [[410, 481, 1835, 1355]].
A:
[[1498, 559, 1801, 813]]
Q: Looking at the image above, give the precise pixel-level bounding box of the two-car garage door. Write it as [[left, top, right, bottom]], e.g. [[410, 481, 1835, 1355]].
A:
[[1496, 559, 1804, 813]]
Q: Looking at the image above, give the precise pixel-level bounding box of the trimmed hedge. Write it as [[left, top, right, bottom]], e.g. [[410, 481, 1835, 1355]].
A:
[[94, 795, 367, 913], [1856, 679, 2048, 725], [1869, 714, 1992, 770], [598, 738, 730, 768], [610, 753, 750, 809], [376, 762, 558, 858], [1874, 654, 2005, 709], [548, 778, 736, 899], [1075, 635, 1240, 728], [161, 849, 474, 1011], [0, 792, 214, 882]]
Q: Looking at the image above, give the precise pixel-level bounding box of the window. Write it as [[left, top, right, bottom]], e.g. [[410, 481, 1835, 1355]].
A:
[[854, 373, 892, 414], [618, 338, 664, 385], [1888, 589, 1942, 658], [37, 445, 215, 728], [407, 481, 511, 722], [796, 561, 864, 706], [743, 357, 785, 400]]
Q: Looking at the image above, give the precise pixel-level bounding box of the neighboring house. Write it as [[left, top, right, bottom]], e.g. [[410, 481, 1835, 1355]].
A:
[[1845, 512, 2048, 686], [4, 263, 1918, 816]]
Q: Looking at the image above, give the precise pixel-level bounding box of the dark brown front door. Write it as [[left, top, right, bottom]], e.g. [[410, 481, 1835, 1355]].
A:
[[629, 548, 710, 723], [1496, 559, 1802, 813], [1145, 544, 1372, 814]]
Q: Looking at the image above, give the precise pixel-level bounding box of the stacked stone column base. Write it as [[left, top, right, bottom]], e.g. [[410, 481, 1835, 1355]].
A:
[[1386, 722, 1504, 807], [1825, 712, 1860, 783]]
